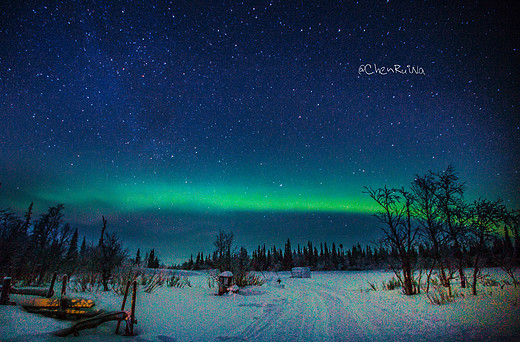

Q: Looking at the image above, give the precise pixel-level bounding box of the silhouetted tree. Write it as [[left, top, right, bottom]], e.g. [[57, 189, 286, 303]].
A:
[[365, 186, 419, 295], [29, 204, 73, 284], [64, 228, 79, 275], [412, 172, 452, 292], [468, 199, 505, 295], [148, 249, 156, 268], [91, 216, 126, 291], [283, 239, 293, 270], [135, 248, 141, 266], [214, 229, 234, 271], [434, 166, 469, 288]]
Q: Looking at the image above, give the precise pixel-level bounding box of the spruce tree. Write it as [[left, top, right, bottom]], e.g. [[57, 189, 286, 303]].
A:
[[148, 249, 155, 268], [135, 248, 141, 266]]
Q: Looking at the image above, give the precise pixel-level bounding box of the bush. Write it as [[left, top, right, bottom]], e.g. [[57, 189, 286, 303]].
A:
[[368, 282, 378, 291], [110, 266, 141, 295], [207, 271, 218, 289], [234, 272, 266, 287], [427, 285, 454, 305], [383, 277, 401, 291], [142, 272, 166, 293], [69, 272, 98, 293], [481, 276, 500, 287], [167, 273, 191, 288]]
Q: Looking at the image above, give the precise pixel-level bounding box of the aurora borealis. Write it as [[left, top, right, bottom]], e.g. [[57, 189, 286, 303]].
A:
[[1, 1, 518, 263]]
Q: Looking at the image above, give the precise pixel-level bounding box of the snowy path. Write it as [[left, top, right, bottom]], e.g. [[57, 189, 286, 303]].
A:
[[228, 277, 381, 341]]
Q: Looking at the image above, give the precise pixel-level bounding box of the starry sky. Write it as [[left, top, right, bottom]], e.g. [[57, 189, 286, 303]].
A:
[[1, 1, 518, 263]]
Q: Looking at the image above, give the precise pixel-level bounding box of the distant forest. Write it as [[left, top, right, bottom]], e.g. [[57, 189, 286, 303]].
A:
[[173, 235, 516, 273]]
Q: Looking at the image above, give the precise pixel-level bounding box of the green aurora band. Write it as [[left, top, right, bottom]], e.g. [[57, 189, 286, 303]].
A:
[[35, 181, 377, 214]]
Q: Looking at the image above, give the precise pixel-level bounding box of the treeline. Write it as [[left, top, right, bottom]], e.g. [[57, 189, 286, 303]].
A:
[[180, 240, 388, 271], [0, 204, 126, 291], [178, 236, 518, 273]]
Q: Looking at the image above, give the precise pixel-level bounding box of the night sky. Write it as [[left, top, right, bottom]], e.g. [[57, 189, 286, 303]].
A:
[[1, 1, 518, 263]]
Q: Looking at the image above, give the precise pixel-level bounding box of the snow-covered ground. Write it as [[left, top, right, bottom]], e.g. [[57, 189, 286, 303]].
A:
[[1, 269, 519, 341]]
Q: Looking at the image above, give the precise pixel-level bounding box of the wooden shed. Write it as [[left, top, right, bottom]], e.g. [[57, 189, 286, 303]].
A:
[[291, 267, 311, 278]]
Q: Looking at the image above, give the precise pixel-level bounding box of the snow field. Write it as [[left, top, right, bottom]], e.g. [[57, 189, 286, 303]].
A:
[[1, 269, 519, 341]]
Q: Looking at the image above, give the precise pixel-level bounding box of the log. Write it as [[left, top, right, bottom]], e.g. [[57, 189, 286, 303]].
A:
[[10, 287, 49, 297], [11, 273, 59, 298], [54, 311, 127, 337]]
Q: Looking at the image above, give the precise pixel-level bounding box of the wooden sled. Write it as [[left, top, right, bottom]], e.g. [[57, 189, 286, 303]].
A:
[[53, 310, 128, 337], [22, 297, 95, 309], [24, 306, 104, 320], [22, 294, 97, 320], [52, 280, 138, 337]]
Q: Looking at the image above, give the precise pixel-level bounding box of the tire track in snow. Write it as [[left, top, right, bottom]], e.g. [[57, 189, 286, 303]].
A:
[[229, 279, 381, 341], [316, 290, 367, 341], [238, 298, 287, 341], [317, 283, 387, 341], [235, 288, 331, 341]]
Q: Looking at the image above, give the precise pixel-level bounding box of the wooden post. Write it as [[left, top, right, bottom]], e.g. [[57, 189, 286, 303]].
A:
[[127, 281, 137, 336], [60, 275, 68, 311], [1, 277, 11, 305], [47, 272, 58, 298], [115, 281, 131, 334]]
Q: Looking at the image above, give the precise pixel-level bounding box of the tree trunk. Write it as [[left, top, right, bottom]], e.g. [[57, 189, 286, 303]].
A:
[[402, 258, 414, 295], [472, 265, 479, 295], [472, 252, 481, 295], [458, 266, 466, 288], [453, 241, 466, 288]]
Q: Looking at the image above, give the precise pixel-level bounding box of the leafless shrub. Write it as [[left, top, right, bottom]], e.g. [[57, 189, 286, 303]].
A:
[[383, 277, 402, 291], [206, 270, 219, 289], [368, 282, 378, 291], [481, 276, 500, 287], [111, 266, 141, 295], [143, 272, 166, 293], [234, 272, 266, 287], [69, 272, 98, 293], [167, 273, 191, 288], [427, 285, 454, 305]]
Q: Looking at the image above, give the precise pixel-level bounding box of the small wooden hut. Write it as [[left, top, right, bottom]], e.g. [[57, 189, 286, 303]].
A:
[[291, 267, 311, 278]]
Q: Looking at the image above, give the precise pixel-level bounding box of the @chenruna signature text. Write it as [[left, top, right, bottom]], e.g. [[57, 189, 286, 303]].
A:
[[358, 64, 425, 75]]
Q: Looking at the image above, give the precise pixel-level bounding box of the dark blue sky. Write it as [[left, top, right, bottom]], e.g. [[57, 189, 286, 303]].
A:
[[1, 1, 518, 263]]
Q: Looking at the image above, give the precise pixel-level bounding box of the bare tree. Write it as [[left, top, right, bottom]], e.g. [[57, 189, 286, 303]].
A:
[[434, 165, 469, 288], [91, 216, 126, 291], [468, 199, 506, 295], [499, 210, 520, 285], [214, 229, 234, 271], [365, 186, 420, 295], [28, 204, 74, 284], [411, 173, 453, 293]]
